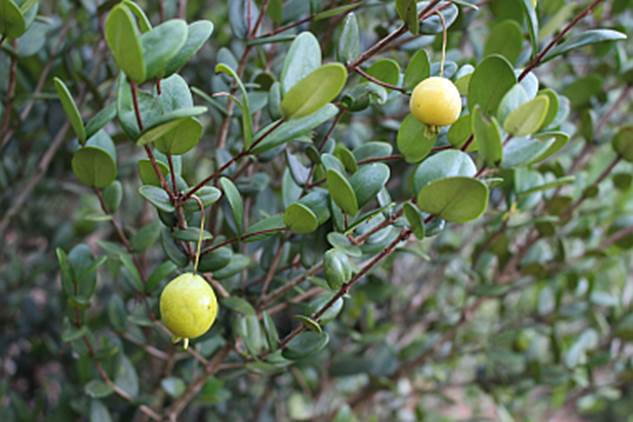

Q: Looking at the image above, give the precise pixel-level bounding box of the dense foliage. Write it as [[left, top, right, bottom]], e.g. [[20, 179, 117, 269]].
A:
[[2, 0, 633, 420]]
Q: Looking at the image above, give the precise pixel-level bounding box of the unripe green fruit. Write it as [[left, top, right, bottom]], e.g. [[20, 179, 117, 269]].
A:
[[160, 273, 218, 342], [409, 76, 462, 126]]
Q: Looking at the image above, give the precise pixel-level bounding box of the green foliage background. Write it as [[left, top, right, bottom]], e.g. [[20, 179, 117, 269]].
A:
[[2, 0, 633, 420]]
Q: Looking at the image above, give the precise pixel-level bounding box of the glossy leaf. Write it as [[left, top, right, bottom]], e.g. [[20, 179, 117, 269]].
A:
[[54, 77, 86, 143], [71, 130, 117, 188], [484, 20, 523, 64], [543, 29, 627, 63], [404, 49, 430, 90], [281, 31, 321, 94], [327, 169, 359, 215], [417, 176, 489, 223], [165, 20, 214, 75], [413, 150, 477, 193], [0, 0, 26, 39], [105, 4, 146, 83], [350, 163, 390, 207], [220, 177, 244, 233], [503, 95, 550, 136], [397, 114, 435, 163], [281, 63, 348, 119], [140, 19, 188, 80], [468, 54, 516, 115], [472, 105, 502, 166], [338, 12, 359, 63]]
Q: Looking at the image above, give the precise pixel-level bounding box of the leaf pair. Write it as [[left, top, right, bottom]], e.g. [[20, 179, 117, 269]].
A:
[[105, 3, 213, 84]]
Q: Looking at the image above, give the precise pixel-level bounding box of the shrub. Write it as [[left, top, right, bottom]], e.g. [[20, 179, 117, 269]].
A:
[[1, 0, 633, 420]]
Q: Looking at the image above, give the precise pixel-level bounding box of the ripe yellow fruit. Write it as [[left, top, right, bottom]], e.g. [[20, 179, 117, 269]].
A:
[[409, 76, 462, 126], [160, 273, 218, 341]]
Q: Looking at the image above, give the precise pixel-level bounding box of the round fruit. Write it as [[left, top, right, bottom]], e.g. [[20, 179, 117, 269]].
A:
[[160, 272, 218, 340], [409, 76, 462, 126]]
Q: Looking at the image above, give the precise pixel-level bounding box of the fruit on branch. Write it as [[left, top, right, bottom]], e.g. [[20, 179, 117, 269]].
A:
[[160, 273, 218, 346], [410, 76, 462, 126]]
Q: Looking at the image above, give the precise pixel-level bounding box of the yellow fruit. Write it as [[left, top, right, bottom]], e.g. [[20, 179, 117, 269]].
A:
[[409, 76, 462, 126], [160, 273, 218, 341]]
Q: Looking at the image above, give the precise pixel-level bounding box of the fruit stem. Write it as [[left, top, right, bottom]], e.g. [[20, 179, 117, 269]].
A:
[[436, 11, 447, 77], [191, 194, 206, 273]]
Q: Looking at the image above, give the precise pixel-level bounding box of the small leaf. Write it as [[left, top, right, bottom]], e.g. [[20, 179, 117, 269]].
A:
[[327, 169, 359, 215], [468, 55, 516, 115], [403, 202, 425, 239], [85, 380, 114, 399], [131, 221, 161, 252], [397, 114, 435, 163], [71, 131, 117, 188], [138, 159, 169, 187], [105, 4, 146, 83], [613, 126, 633, 163], [161, 377, 186, 399], [53, 77, 86, 143], [366, 59, 400, 88], [503, 95, 550, 136], [396, 0, 419, 35], [86, 103, 117, 139], [281, 63, 348, 119], [519, 0, 539, 57], [484, 20, 523, 64], [417, 176, 489, 223], [324, 249, 352, 290], [413, 150, 476, 193], [165, 20, 214, 75], [404, 49, 430, 90], [139, 185, 174, 212], [543, 29, 627, 63], [282, 332, 329, 360], [182, 186, 222, 212], [198, 247, 232, 272], [222, 297, 256, 316], [252, 104, 339, 154], [216, 63, 253, 147], [220, 177, 244, 234], [281, 31, 321, 94], [122, 0, 152, 32], [350, 163, 390, 207], [141, 20, 188, 80], [338, 12, 359, 64], [114, 355, 139, 398], [284, 203, 318, 234], [472, 105, 502, 166], [138, 117, 203, 155], [294, 315, 322, 333], [0, 0, 26, 39]]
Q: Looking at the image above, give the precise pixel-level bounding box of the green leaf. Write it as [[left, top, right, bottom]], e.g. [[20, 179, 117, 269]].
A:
[[114, 355, 139, 398], [531, 131, 570, 162], [282, 332, 329, 360], [281, 63, 348, 119], [161, 377, 186, 399], [537, 89, 559, 129], [71, 130, 117, 188], [161, 229, 188, 267], [105, 4, 146, 83], [324, 249, 352, 290], [397, 114, 435, 163], [350, 163, 390, 207], [165, 20, 214, 74], [338, 12, 359, 64], [413, 150, 476, 193], [84, 380, 114, 399], [262, 311, 279, 351], [198, 247, 232, 272], [182, 186, 222, 211], [543, 29, 627, 63], [294, 315, 322, 332], [90, 400, 113, 422], [131, 221, 161, 252], [140, 19, 188, 80], [216, 63, 253, 147], [396, 0, 419, 35], [251, 104, 339, 154], [138, 117, 203, 154], [0, 0, 26, 39], [518, 0, 538, 57], [122, 0, 152, 32], [404, 49, 430, 90], [284, 202, 318, 234], [468, 54, 516, 115], [86, 103, 117, 139], [222, 296, 256, 316], [146, 261, 177, 292], [472, 105, 502, 166], [245, 214, 285, 241], [281, 31, 321, 94], [138, 159, 169, 187], [313, 2, 362, 21], [327, 169, 359, 216], [139, 185, 174, 212], [613, 126, 633, 163], [484, 20, 523, 64], [417, 176, 489, 223], [53, 78, 86, 143], [220, 177, 244, 234], [366, 58, 400, 88], [497, 83, 529, 124], [103, 181, 123, 213], [615, 314, 633, 341], [403, 202, 425, 239], [172, 227, 213, 242], [501, 136, 554, 168], [503, 95, 550, 136]]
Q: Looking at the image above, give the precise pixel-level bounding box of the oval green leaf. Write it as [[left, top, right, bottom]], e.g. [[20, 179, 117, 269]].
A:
[[326, 169, 359, 216], [53, 77, 86, 143], [503, 95, 550, 136], [417, 176, 489, 223], [105, 4, 146, 83]]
